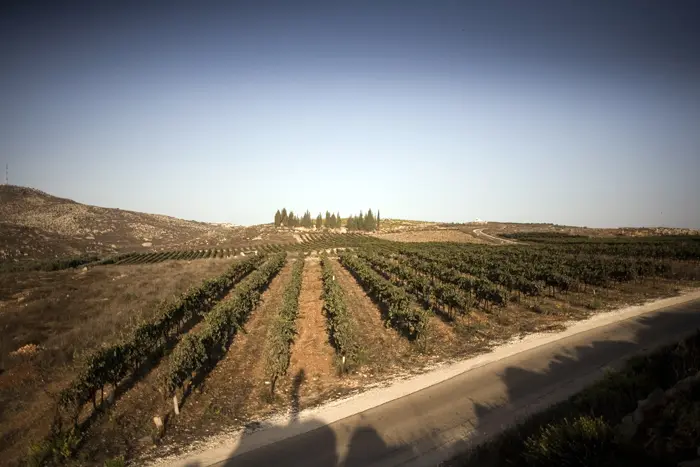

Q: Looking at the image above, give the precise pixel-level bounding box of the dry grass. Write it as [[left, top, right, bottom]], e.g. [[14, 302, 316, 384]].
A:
[[0, 185, 299, 261], [0, 258, 235, 467], [0, 259, 234, 369]]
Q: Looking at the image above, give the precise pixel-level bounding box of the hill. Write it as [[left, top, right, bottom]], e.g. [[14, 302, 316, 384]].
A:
[[0, 185, 292, 261], [3, 185, 697, 263]]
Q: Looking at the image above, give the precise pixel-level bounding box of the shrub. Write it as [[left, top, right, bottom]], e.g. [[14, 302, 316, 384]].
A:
[[522, 415, 615, 467]]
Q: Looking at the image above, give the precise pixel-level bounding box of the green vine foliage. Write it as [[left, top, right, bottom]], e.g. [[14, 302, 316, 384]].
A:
[[355, 249, 472, 319], [264, 259, 305, 393], [398, 241, 696, 299], [338, 252, 428, 340], [320, 253, 362, 370], [57, 254, 266, 423], [166, 253, 286, 394]]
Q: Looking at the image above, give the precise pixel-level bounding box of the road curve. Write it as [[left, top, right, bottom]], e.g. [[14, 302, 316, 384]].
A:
[[472, 228, 516, 244], [169, 294, 700, 467]]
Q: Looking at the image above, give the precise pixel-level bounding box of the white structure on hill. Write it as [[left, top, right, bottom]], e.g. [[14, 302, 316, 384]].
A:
[[474, 218, 487, 225]]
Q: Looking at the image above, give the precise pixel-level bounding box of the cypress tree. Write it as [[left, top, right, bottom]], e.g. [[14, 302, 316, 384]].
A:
[[325, 211, 331, 227], [274, 210, 282, 227], [281, 208, 288, 226], [316, 213, 323, 229], [376, 210, 381, 231], [365, 209, 375, 231]]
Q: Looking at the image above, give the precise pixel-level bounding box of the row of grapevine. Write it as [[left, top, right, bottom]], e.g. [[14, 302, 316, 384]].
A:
[[57, 254, 265, 425], [338, 252, 428, 340], [166, 253, 287, 395], [400, 243, 693, 297], [505, 233, 700, 261], [289, 232, 391, 253], [100, 247, 276, 266], [399, 249, 531, 302], [264, 259, 305, 393], [395, 249, 509, 306], [0, 254, 101, 273], [355, 249, 471, 318], [320, 254, 361, 370], [473, 246, 676, 287], [40, 235, 394, 270]]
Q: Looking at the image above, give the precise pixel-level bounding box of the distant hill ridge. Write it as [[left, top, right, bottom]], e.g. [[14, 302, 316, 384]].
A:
[[0, 185, 238, 261]]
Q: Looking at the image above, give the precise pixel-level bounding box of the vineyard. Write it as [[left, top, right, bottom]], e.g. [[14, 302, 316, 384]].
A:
[[0, 233, 390, 274], [3, 236, 700, 466]]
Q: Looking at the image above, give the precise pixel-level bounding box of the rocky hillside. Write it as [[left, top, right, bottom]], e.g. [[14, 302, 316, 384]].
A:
[[0, 185, 258, 261]]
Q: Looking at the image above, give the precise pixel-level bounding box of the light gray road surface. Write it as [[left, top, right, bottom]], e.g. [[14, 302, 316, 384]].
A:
[[177, 297, 700, 467]]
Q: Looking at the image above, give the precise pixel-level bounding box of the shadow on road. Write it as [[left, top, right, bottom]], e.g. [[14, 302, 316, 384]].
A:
[[447, 303, 700, 466], [182, 368, 389, 467], [182, 301, 700, 467]]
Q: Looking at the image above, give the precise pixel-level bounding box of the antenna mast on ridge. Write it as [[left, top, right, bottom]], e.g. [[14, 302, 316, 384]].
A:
[[4, 164, 7, 185]]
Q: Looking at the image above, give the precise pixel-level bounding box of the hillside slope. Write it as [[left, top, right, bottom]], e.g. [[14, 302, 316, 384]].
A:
[[0, 185, 269, 261]]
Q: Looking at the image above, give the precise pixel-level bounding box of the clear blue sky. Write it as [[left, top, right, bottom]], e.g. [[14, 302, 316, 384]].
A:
[[2, 1, 699, 228]]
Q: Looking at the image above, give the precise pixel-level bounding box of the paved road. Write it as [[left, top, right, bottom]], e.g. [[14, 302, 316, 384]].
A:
[[183, 298, 700, 467]]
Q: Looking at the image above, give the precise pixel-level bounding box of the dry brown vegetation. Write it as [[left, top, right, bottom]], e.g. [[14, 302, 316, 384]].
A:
[[0, 259, 235, 467], [0, 185, 298, 262]]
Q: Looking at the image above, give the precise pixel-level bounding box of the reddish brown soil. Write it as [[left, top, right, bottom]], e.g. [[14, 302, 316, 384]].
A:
[[282, 258, 338, 411], [330, 259, 416, 373]]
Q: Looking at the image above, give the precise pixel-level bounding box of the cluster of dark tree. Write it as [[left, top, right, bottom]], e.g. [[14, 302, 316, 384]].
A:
[[273, 208, 381, 231], [346, 209, 380, 231], [274, 208, 341, 229]]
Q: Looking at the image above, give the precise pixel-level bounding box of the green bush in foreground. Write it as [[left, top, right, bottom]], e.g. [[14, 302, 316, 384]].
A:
[[450, 331, 700, 467], [523, 416, 615, 467]]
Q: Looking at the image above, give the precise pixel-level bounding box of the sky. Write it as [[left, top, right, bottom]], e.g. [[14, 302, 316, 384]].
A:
[[1, 1, 699, 228]]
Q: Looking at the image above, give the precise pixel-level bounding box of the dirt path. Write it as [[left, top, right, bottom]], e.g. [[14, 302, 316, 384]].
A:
[[473, 227, 517, 244], [283, 258, 337, 410], [330, 259, 417, 373]]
